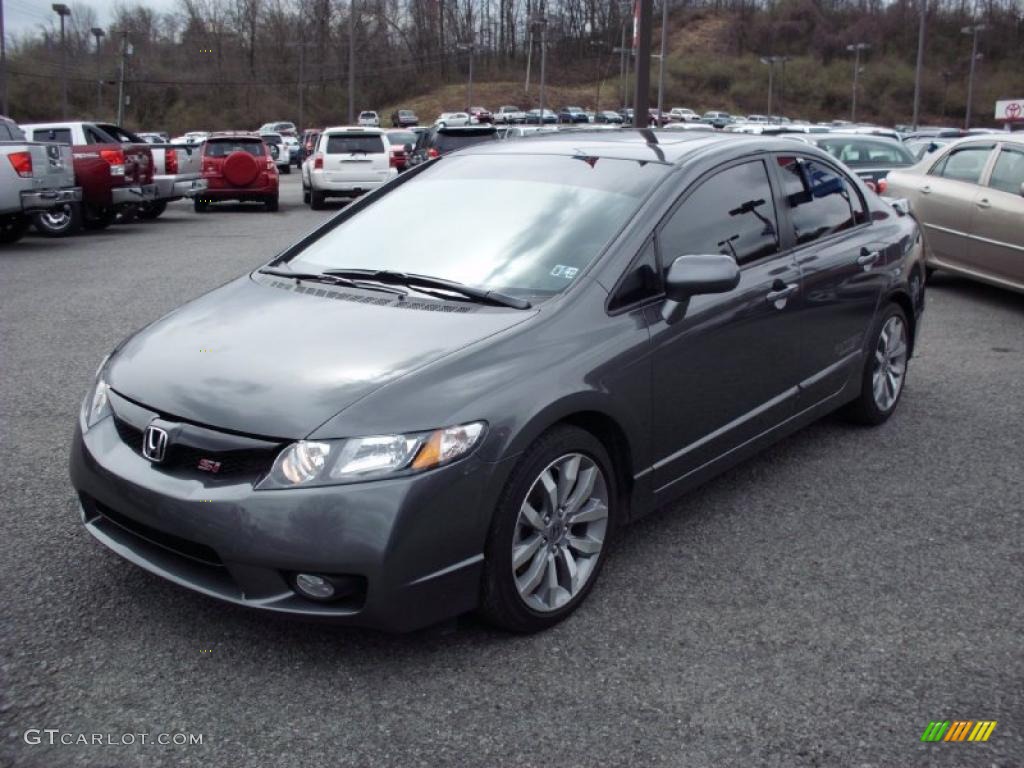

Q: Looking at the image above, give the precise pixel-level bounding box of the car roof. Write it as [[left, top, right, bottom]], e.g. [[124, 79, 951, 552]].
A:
[[456, 128, 814, 164], [321, 125, 385, 134]]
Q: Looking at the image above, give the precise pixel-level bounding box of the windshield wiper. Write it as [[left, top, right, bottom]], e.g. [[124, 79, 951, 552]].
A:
[[257, 267, 408, 296], [322, 269, 532, 309]]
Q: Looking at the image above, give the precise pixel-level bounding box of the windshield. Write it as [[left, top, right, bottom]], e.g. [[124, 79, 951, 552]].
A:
[[286, 154, 668, 298], [435, 131, 497, 153], [387, 131, 417, 146], [816, 138, 916, 167], [261, 134, 282, 145]]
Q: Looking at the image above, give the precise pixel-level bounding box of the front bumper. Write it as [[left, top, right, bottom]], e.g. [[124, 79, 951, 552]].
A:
[[111, 183, 158, 206], [20, 186, 82, 212], [153, 175, 208, 200], [70, 415, 503, 631]]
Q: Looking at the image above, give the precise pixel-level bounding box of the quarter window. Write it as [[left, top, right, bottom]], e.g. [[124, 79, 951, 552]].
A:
[[34, 128, 72, 144], [987, 147, 1024, 195], [777, 156, 857, 244], [610, 239, 661, 310], [659, 160, 779, 268], [930, 145, 992, 184]]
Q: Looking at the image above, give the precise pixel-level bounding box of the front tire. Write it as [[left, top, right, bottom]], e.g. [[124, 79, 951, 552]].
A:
[[478, 425, 617, 633], [843, 303, 910, 426], [280, 164, 291, 175], [264, 194, 279, 212], [83, 206, 117, 230], [0, 215, 30, 243], [194, 198, 210, 213]]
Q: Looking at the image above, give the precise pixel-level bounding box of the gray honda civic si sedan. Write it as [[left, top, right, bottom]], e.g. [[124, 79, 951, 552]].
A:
[[71, 131, 926, 633]]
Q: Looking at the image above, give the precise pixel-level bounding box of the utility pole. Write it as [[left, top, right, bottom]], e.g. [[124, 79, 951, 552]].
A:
[[348, 0, 355, 124], [1, 0, 8, 116], [962, 24, 986, 129], [846, 42, 869, 122], [52, 4, 71, 120], [633, 0, 653, 128], [759, 55, 787, 116], [911, 0, 926, 130], [537, 15, 547, 121], [656, 0, 667, 124], [524, 26, 533, 94], [91, 27, 104, 118], [116, 33, 131, 126], [298, 41, 304, 129], [458, 43, 475, 110], [618, 23, 626, 108]]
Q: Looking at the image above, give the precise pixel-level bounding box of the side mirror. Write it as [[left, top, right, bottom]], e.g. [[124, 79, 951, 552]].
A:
[[404, 143, 414, 153], [661, 254, 741, 323]]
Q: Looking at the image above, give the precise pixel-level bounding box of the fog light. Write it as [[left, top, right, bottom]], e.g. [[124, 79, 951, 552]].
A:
[[294, 573, 334, 600]]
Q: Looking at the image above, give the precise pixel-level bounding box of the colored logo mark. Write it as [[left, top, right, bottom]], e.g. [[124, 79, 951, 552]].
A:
[[921, 720, 997, 742]]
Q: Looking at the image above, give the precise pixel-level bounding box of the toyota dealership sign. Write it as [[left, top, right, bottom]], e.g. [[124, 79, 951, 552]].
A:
[[995, 99, 1023, 121]]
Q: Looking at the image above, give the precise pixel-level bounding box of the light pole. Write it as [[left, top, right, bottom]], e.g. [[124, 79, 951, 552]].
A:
[[911, 0, 926, 130], [1, 0, 8, 115], [846, 42, 869, 122], [961, 24, 986, 129], [457, 42, 475, 110], [759, 55, 787, 116], [656, 0, 668, 125], [530, 14, 548, 121], [348, 0, 356, 124], [91, 27, 104, 118], [52, 4, 71, 120], [116, 34, 132, 126], [633, 0, 653, 128]]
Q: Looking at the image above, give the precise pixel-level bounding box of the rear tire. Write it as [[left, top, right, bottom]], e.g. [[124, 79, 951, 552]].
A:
[[302, 186, 311, 204], [32, 202, 82, 237], [280, 164, 291, 175], [842, 302, 911, 426], [194, 198, 210, 213], [478, 425, 618, 633], [264, 195, 279, 212], [310, 190, 326, 210], [0, 215, 29, 243], [83, 206, 117, 230], [137, 200, 168, 220]]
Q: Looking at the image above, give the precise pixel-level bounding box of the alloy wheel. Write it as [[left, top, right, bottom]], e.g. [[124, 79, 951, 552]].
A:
[[872, 315, 908, 412], [512, 453, 609, 613]]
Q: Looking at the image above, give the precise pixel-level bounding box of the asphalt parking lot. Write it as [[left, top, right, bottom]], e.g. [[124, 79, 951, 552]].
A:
[[1, 173, 1021, 768]]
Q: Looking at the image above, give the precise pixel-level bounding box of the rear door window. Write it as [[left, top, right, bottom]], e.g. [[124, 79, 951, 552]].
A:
[[325, 134, 385, 154], [85, 126, 116, 144], [930, 145, 993, 184], [776, 156, 859, 244], [34, 128, 73, 144], [205, 140, 264, 157], [986, 146, 1024, 195], [659, 160, 780, 268], [434, 132, 498, 154]]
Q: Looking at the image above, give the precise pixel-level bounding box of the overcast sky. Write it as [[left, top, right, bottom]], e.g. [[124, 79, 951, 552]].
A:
[[3, 0, 181, 39]]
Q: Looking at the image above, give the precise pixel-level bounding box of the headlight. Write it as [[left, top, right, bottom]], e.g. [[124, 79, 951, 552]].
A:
[[257, 421, 486, 489], [80, 356, 112, 430]]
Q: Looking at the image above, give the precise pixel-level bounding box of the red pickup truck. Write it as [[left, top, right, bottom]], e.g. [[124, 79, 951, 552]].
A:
[[21, 122, 156, 237]]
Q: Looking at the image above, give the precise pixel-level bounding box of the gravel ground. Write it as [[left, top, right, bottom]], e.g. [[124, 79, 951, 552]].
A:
[[1, 175, 1021, 768]]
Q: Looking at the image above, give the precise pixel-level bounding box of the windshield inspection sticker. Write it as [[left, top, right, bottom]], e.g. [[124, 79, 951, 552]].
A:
[[551, 265, 579, 279]]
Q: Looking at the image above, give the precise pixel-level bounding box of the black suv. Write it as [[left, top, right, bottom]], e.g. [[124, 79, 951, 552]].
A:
[[406, 125, 499, 168]]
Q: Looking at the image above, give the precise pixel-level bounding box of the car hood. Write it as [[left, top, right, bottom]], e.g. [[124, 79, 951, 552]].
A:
[[107, 275, 535, 439]]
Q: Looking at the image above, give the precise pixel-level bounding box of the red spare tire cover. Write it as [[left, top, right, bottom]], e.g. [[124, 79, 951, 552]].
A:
[[222, 151, 259, 187]]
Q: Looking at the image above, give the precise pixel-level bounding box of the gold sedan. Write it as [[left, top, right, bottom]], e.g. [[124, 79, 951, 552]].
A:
[[885, 134, 1024, 293]]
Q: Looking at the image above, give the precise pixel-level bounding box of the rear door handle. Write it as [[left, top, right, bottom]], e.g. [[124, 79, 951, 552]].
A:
[[977, 198, 991, 209], [766, 283, 798, 305], [857, 249, 880, 266]]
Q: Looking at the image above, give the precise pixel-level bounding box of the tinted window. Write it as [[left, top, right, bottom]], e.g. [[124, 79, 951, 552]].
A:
[[660, 160, 779, 268], [260, 134, 281, 145], [387, 131, 417, 146], [931, 145, 992, 183], [96, 124, 140, 143], [987, 147, 1024, 195], [0, 123, 10, 140], [434, 131, 498, 154], [289, 154, 669, 298], [325, 134, 385, 154], [205, 139, 265, 157], [777, 156, 857, 245], [815, 138, 915, 167], [34, 128, 73, 144], [85, 126, 116, 144]]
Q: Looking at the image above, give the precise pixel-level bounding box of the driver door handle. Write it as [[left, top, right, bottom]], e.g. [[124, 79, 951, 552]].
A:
[[976, 198, 991, 209], [920, 185, 931, 194], [857, 249, 880, 266], [766, 283, 798, 304]]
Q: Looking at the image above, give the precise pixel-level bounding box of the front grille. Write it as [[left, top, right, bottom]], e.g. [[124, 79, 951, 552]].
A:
[[113, 415, 280, 480], [85, 495, 223, 567]]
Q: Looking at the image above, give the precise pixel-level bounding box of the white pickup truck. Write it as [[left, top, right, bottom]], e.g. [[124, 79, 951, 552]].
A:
[[22, 121, 206, 221], [0, 116, 82, 243]]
